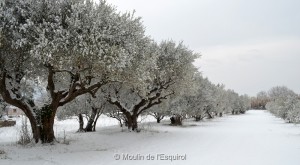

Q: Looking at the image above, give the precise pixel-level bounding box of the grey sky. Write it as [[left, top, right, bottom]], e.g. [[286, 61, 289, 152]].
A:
[[107, 0, 300, 96]]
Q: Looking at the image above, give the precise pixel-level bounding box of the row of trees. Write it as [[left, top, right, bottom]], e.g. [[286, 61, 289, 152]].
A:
[[265, 86, 300, 123], [252, 86, 300, 123], [0, 0, 250, 143], [58, 75, 251, 130]]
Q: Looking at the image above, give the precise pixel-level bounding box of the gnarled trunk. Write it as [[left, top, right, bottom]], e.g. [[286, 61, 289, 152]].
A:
[[206, 111, 213, 119], [127, 115, 138, 131], [123, 112, 138, 131], [170, 115, 182, 125], [154, 114, 164, 123], [92, 112, 101, 131], [37, 105, 57, 143], [92, 119, 97, 132], [85, 107, 97, 132], [157, 117, 162, 123], [219, 112, 223, 117], [195, 115, 202, 121], [39, 118, 55, 143], [85, 107, 102, 132], [131, 115, 138, 131], [78, 113, 84, 132]]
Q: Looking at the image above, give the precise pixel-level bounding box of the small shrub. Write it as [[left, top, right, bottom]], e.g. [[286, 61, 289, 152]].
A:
[[17, 117, 32, 146]]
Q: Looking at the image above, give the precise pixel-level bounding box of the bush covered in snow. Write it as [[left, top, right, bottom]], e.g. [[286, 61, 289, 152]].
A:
[[266, 86, 300, 123]]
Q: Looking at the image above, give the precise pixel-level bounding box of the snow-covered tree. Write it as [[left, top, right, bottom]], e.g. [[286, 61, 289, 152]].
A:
[[237, 94, 251, 114], [192, 77, 219, 119], [105, 41, 199, 131], [212, 84, 228, 117], [168, 96, 190, 125], [187, 76, 215, 120], [266, 86, 300, 122], [225, 90, 239, 114], [286, 101, 300, 123], [285, 96, 300, 123], [0, 0, 146, 143]]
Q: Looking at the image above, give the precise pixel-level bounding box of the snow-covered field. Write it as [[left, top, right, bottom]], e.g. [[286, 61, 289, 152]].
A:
[[1, 110, 300, 165]]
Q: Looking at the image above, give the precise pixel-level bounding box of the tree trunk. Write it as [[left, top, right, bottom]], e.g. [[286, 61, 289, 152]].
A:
[[92, 113, 101, 132], [206, 110, 213, 119], [219, 112, 223, 117], [195, 115, 202, 121], [124, 113, 139, 131], [39, 117, 55, 143], [38, 105, 56, 143], [85, 107, 102, 132], [152, 113, 164, 123], [92, 120, 97, 132], [78, 113, 84, 132], [131, 115, 138, 131], [156, 115, 164, 123], [85, 107, 97, 132], [170, 115, 182, 125], [157, 118, 161, 123]]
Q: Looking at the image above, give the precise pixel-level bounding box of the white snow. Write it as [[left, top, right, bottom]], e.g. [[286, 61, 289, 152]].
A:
[[1, 110, 300, 165]]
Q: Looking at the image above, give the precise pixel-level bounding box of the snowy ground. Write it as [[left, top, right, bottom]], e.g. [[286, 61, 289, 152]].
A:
[[0, 110, 300, 165]]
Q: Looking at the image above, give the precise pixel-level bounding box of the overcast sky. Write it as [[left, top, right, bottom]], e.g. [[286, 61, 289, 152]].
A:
[[107, 0, 300, 96]]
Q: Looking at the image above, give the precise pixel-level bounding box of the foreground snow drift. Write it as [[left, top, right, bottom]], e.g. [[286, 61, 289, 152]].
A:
[[0, 110, 300, 165]]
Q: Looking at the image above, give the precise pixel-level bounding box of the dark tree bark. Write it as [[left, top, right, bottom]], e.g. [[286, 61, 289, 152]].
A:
[[78, 113, 84, 132], [85, 107, 97, 132], [239, 109, 246, 114], [131, 115, 138, 131], [206, 110, 213, 119], [170, 115, 182, 125], [195, 115, 202, 121], [156, 117, 162, 123], [122, 111, 138, 131], [219, 112, 223, 117], [92, 112, 101, 132], [85, 107, 103, 132], [151, 112, 165, 123], [38, 105, 56, 143]]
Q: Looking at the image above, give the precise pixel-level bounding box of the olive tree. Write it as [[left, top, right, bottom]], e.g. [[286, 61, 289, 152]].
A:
[[266, 86, 300, 122], [105, 41, 199, 131], [0, 0, 145, 143]]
